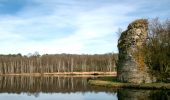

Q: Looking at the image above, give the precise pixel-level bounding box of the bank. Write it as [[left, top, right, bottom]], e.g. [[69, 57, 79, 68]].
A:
[[88, 79, 170, 90]]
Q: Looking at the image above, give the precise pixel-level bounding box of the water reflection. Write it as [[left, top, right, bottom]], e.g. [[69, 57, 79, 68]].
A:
[[0, 76, 116, 94], [0, 76, 117, 100], [118, 89, 170, 100], [0, 76, 170, 100]]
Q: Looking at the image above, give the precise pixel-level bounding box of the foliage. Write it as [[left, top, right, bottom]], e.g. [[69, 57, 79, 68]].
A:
[[144, 18, 170, 81], [133, 47, 146, 71]]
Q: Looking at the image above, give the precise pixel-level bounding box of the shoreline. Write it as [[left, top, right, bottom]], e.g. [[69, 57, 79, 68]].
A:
[[88, 80, 170, 90], [0, 72, 117, 76]]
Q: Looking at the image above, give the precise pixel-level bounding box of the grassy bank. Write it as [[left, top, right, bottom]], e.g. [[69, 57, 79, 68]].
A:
[[88, 77, 170, 90]]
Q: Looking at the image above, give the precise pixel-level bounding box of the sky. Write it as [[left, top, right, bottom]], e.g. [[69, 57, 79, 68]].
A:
[[0, 0, 170, 55]]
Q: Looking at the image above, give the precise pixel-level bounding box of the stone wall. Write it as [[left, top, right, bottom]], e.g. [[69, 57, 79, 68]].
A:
[[117, 19, 156, 84]]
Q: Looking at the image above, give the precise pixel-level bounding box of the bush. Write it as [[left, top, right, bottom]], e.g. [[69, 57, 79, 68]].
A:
[[144, 18, 170, 82]]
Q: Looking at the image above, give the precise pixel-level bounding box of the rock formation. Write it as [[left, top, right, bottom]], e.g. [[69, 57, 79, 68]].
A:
[[117, 19, 156, 84]]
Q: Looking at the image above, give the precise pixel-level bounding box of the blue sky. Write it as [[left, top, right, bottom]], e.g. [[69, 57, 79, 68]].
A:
[[0, 0, 170, 55]]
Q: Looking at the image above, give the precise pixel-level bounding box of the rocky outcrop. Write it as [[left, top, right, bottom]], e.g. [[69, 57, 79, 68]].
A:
[[117, 19, 156, 84]]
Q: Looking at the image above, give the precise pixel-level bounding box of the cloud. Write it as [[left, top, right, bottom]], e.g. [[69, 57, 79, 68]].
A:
[[46, 3, 136, 54], [0, 0, 169, 55]]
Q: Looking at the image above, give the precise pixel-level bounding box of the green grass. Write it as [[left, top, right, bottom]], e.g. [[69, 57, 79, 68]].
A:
[[93, 76, 117, 82], [88, 77, 170, 90]]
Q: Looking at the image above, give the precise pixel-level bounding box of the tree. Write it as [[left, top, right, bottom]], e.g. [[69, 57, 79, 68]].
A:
[[145, 18, 170, 81]]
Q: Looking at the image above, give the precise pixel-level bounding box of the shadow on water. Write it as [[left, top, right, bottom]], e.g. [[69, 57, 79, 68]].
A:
[[118, 89, 170, 100]]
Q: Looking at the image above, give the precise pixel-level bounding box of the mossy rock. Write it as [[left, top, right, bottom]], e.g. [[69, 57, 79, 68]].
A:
[[117, 19, 156, 84], [128, 19, 148, 29]]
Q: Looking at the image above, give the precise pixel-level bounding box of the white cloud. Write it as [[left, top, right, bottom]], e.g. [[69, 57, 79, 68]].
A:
[[0, 0, 169, 55], [0, 1, 136, 54]]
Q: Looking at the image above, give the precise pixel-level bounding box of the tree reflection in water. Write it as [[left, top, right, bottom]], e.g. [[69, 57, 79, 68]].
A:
[[0, 76, 169, 99], [0, 76, 116, 97]]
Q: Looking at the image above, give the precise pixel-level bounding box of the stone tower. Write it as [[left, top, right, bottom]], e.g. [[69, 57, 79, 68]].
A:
[[117, 19, 156, 84]]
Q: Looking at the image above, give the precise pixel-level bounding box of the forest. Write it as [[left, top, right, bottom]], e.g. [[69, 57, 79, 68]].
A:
[[0, 53, 117, 74]]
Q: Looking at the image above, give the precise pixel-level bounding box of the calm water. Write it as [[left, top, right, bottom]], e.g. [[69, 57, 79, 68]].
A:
[[0, 76, 169, 100]]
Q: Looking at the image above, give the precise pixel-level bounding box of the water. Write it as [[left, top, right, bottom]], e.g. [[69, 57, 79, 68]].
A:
[[0, 76, 169, 100]]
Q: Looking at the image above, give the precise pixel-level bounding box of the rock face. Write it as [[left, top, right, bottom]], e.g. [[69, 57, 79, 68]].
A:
[[117, 19, 156, 84]]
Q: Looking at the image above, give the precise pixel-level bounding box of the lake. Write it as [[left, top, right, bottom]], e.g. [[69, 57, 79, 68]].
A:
[[0, 76, 169, 100]]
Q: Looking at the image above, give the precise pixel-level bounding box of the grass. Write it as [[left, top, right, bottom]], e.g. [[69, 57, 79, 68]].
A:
[[88, 77, 170, 90]]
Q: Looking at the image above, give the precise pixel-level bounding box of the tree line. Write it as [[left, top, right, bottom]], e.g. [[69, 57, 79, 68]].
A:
[[0, 53, 117, 74]]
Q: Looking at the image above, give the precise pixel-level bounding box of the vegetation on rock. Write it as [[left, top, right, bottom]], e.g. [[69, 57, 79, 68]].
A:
[[117, 19, 155, 84]]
